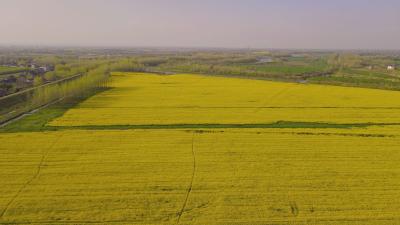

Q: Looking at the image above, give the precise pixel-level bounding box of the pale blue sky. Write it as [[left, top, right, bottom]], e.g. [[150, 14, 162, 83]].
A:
[[1, 0, 399, 49]]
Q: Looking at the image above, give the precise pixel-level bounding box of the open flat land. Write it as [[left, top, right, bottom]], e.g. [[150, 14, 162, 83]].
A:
[[1, 73, 400, 224]]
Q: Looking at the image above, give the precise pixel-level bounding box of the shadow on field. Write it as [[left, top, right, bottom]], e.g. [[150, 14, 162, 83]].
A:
[[0, 87, 112, 133]]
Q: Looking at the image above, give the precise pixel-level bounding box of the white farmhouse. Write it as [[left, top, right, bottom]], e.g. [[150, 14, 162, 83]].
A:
[[39, 66, 48, 72], [387, 65, 395, 70]]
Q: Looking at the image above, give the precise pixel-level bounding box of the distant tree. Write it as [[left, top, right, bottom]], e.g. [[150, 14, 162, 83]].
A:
[[44, 71, 57, 81], [339, 54, 362, 68], [33, 76, 44, 86]]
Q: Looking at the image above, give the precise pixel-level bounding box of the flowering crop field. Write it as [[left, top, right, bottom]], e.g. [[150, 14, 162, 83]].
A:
[[1, 72, 400, 224], [50, 73, 400, 126]]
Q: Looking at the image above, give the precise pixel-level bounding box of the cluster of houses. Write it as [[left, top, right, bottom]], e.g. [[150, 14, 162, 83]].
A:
[[29, 64, 52, 73], [0, 76, 31, 96], [0, 63, 54, 97]]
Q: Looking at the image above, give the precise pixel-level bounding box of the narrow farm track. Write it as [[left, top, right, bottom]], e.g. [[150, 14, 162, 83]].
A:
[[0, 134, 64, 219], [176, 133, 196, 224]]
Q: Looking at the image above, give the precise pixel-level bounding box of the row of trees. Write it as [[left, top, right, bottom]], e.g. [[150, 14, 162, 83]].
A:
[[1, 56, 157, 123], [33, 59, 108, 85], [327, 54, 363, 69], [0, 61, 111, 124], [31, 65, 110, 108], [108, 59, 145, 72]]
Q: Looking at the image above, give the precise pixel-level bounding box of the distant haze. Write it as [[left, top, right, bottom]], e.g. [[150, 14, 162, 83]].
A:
[[1, 0, 400, 50]]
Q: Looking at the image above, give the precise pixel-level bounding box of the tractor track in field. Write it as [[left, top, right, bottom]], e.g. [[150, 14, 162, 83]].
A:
[[253, 85, 292, 114], [176, 133, 196, 224], [0, 134, 64, 219]]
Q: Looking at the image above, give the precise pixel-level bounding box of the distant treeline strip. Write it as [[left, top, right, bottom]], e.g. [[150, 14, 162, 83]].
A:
[[0, 66, 109, 124], [0, 73, 84, 101]]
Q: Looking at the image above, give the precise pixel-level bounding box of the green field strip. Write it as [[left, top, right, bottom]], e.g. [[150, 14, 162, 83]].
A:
[[4, 105, 400, 134], [48, 122, 372, 130], [1, 121, 388, 133]]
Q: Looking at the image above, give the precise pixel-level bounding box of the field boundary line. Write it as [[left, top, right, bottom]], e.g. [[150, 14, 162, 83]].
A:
[[176, 133, 196, 224], [0, 134, 64, 219]]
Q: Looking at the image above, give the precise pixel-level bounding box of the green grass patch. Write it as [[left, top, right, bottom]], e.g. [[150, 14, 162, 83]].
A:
[[0, 88, 110, 133], [2, 116, 389, 133], [0, 66, 29, 75], [50, 121, 369, 131]]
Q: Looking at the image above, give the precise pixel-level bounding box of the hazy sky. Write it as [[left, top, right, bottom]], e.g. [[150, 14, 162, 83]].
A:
[[1, 0, 399, 49]]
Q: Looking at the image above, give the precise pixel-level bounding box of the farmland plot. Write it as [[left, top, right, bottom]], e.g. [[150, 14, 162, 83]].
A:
[[1, 129, 400, 224], [2, 72, 400, 224], [0, 130, 193, 224], [50, 73, 400, 126]]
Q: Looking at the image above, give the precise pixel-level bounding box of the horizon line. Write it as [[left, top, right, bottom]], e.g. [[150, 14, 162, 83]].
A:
[[1, 44, 400, 53]]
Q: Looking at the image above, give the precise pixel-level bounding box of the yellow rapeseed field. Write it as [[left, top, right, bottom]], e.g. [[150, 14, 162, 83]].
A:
[[1, 129, 400, 224], [2, 72, 400, 224], [49, 73, 400, 126]]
